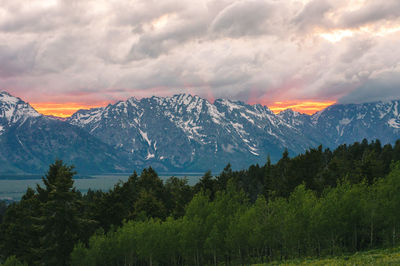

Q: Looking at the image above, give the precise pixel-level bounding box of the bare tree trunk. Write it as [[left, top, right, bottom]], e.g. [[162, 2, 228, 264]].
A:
[[298, 240, 300, 257], [354, 225, 357, 251], [393, 226, 396, 246], [239, 247, 243, 266], [197, 248, 200, 266], [370, 220, 374, 247]]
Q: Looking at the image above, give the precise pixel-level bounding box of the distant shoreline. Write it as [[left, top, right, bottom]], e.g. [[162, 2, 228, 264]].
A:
[[0, 172, 204, 180]]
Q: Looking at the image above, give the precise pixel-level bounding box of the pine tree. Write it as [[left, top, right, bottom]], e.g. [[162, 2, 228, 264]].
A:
[[194, 171, 216, 199], [165, 176, 193, 218], [216, 164, 233, 191], [0, 188, 40, 264], [0, 200, 7, 224], [35, 160, 90, 266]]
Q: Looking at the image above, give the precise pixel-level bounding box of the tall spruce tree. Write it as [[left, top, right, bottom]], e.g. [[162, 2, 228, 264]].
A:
[[35, 160, 88, 266]]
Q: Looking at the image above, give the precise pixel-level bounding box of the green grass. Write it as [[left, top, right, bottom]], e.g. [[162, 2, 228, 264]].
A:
[[255, 247, 400, 265]]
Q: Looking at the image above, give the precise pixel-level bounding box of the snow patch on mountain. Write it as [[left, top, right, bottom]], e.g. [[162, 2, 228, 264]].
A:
[[394, 101, 399, 116], [206, 102, 224, 124], [248, 145, 259, 156], [72, 108, 104, 125], [61, 94, 400, 171], [388, 118, 400, 129], [0, 91, 20, 103], [339, 118, 352, 125], [146, 151, 155, 160], [240, 112, 255, 124], [0, 91, 41, 124], [357, 113, 366, 119], [139, 129, 151, 146]]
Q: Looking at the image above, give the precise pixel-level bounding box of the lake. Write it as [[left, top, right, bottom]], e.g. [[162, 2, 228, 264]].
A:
[[0, 173, 203, 201]]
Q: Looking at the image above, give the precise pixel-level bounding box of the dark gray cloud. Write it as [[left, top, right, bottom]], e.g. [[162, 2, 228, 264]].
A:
[[339, 0, 400, 28], [0, 0, 399, 106], [0, 43, 37, 77], [339, 72, 400, 104], [127, 19, 207, 61]]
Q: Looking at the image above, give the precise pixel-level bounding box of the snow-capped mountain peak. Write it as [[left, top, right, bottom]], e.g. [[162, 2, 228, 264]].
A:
[[0, 91, 41, 125], [309, 100, 400, 144], [67, 93, 323, 170], [2, 91, 400, 173]]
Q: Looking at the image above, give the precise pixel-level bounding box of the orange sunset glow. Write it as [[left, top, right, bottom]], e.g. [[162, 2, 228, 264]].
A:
[[268, 101, 336, 115], [30, 100, 336, 117], [30, 103, 108, 118]]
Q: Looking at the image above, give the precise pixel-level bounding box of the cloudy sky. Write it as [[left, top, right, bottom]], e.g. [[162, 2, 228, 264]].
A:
[[1, 0, 400, 116]]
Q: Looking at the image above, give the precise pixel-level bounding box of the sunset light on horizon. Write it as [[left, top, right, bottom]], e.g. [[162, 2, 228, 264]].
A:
[[268, 101, 337, 115], [30, 102, 109, 118], [29, 98, 337, 117]]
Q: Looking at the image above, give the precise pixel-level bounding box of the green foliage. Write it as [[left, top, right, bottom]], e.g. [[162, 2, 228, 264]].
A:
[[0, 201, 7, 224], [165, 176, 193, 218], [35, 161, 84, 265], [1, 256, 27, 266], [33, 160, 97, 266], [70, 160, 400, 265], [237, 139, 396, 199], [0, 160, 95, 265], [194, 170, 216, 199], [0, 188, 41, 263], [263, 247, 400, 265], [2, 139, 400, 265], [180, 192, 212, 265]]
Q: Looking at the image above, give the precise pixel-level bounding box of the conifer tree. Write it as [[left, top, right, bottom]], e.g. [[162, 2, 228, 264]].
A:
[[0, 188, 40, 264], [194, 171, 216, 199], [36, 160, 90, 266]]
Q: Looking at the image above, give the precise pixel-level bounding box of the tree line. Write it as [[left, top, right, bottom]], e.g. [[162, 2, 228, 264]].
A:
[[1, 139, 400, 265]]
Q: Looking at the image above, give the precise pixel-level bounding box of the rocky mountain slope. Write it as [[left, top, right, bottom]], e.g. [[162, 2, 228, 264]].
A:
[[68, 94, 320, 171], [69, 94, 400, 171], [2, 91, 400, 173], [312, 101, 400, 146], [0, 92, 130, 174]]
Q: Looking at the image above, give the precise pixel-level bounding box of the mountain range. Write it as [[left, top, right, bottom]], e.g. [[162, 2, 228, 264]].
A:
[[1, 91, 400, 174]]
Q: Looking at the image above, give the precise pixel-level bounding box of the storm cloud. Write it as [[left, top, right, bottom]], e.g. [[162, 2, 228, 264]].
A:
[[0, 0, 400, 106]]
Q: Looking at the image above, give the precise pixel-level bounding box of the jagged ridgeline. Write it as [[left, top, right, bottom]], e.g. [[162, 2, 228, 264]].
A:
[[1, 91, 400, 173]]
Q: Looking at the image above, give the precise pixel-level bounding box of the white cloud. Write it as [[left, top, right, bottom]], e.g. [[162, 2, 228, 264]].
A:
[[0, 0, 399, 105]]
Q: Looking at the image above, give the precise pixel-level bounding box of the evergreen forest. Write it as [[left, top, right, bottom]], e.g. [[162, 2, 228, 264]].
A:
[[2, 139, 400, 265]]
